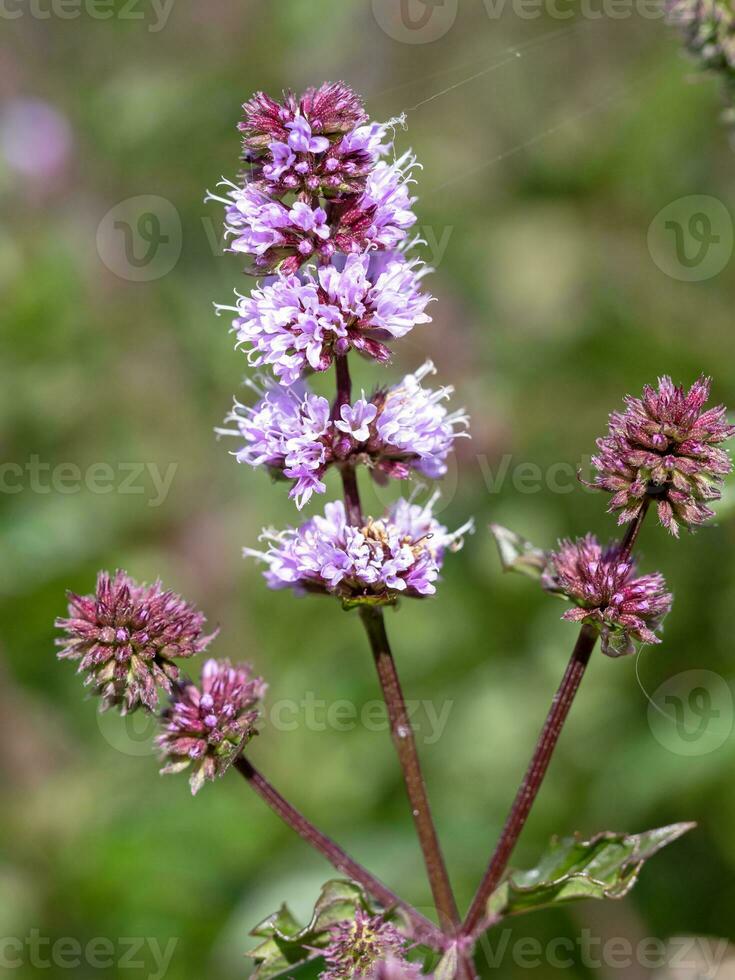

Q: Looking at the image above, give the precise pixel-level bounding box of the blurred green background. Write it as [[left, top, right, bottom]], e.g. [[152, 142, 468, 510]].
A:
[[2, 1, 735, 977]]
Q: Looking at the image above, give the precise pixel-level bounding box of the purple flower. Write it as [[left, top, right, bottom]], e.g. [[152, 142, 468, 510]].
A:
[[209, 148, 417, 275], [244, 495, 473, 602], [286, 115, 331, 154], [240, 83, 368, 150], [333, 154, 419, 254], [368, 959, 425, 980], [157, 659, 266, 795], [207, 180, 334, 274], [589, 376, 735, 536], [56, 571, 215, 714], [240, 83, 390, 197], [218, 380, 331, 508], [321, 911, 410, 980], [219, 363, 468, 508], [336, 399, 378, 442], [217, 254, 432, 386], [543, 535, 673, 657], [373, 361, 469, 480]]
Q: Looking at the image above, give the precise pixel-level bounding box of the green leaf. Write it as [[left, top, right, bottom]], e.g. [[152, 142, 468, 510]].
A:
[[488, 823, 695, 920], [247, 879, 390, 980], [489, 524, 549, 580], [433, 946, 458, 980]]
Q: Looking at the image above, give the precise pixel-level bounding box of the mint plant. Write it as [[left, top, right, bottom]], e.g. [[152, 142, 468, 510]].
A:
[[57, 83, 734, 979]]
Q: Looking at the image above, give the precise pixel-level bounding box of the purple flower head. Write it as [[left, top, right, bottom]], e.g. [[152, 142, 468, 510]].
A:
[[244, 494, 473, 602], [240, 83, 368, 150], [219, 364, 468, 509], [543, 535, 673, 657], [157, 659, 267, 796], [257, 119, 392, 198], [56, 571, 215, 714], [240, 83, 390, 197], [321, 911, 409, 980], [589, 376, 735, 537], [217, 254, 432, 386]]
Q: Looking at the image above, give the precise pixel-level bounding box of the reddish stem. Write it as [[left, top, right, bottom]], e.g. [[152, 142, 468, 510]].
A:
[[462, 501, 651, 938], [360, 605, 462, 936], [332, 354, 465, 953]]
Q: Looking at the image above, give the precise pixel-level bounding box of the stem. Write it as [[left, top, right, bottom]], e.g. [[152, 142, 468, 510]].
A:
[[462, 502, 652, 938], [334, 352, 352, 408], [462, 623, 598, 936], [234, 757, 444, 950], [332, 352, 466, 966], [340, 465, 363, 528], [360, 605, 461, 935]]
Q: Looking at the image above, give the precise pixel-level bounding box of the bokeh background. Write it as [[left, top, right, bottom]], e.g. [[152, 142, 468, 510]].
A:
[[2, 1, 735, 977]]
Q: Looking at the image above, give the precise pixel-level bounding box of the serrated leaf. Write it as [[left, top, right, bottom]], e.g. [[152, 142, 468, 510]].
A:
[[251, 904, 303, 940], [489, 524, 549, 580], [488, 823, 695, 920], [247, 879, 387, 980]]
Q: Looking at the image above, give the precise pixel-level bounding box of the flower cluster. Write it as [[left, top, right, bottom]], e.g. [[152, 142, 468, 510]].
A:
[[666, 0, 735, 128], [666, 0, 735, 74], [217, 252, 432, 386], [210, 81, 471, 603], [157, 659, 266, 795], [245, 496, 472, 603], [218, 361, 468, 508], [56, 570, 214, 714], [589, 375, 735, 536], [208, 82, 418, 275], [321, 911, 411, 980], [543, 535, 673, 657], [239, 83, 390, 198]]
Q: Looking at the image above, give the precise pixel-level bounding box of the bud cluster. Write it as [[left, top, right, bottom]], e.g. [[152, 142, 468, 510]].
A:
[[543, 535, 673, 657], [321, 911, 414, 980], [57, 571, 266, 794]]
